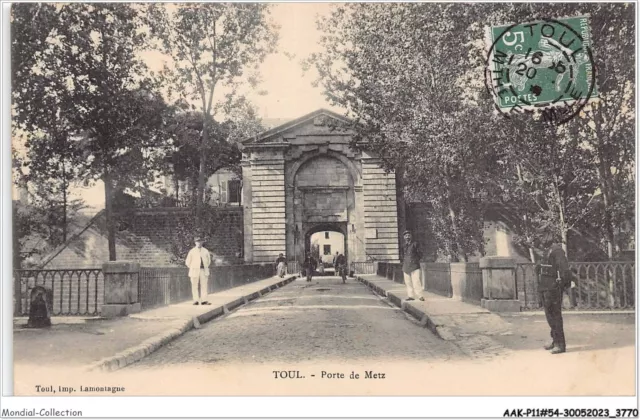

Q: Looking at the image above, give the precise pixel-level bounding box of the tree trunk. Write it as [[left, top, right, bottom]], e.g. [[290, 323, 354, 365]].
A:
[[191, 174, 198, 209], [597, 165, 616, 260], [13, 218, 22, 316], [196, 116, 209, 230], [395, 165, 407, 260], [516, 163, 536, 263], [104, 169, 116, 261], [61, 159, 67, 243], [551, 175, 568, 256], [444, 171, 464, 262], [593, 116, 616, 260], [558, 206, 568, 256], [174, 174, 179, 203]]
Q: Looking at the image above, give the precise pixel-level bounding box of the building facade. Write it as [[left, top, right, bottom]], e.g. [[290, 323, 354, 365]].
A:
[[241, 109, 400, 265]]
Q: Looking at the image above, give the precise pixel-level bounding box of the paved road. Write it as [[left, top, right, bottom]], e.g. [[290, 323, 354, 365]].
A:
[[102, 277, 635, 396], [124, 275, 465, 366]]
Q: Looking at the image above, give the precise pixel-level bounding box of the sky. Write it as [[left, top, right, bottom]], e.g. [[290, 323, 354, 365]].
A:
[[13, 3, 344, 208], [141, 3, 344, 120], [252, 3, 343, 119]]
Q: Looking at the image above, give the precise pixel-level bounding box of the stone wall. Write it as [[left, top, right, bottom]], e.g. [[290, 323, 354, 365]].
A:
[[247, 153, 287, 263], [406, 202, 532, 262], [42, 207, 244, 268], [362, 160, 400, 261], [405, 203, 440, 262]]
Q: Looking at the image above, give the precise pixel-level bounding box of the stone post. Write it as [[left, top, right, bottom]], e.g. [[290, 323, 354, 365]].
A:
[[479, 256, 521, 312], [241, 157, 253, 263], [102, 261, 141, 317]]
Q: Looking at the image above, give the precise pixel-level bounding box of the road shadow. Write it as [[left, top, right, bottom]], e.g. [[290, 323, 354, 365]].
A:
[[493, 313, 635, 353]]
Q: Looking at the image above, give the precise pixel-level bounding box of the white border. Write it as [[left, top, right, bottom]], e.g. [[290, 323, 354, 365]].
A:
[[2, 0, 14, 399], [0, 396, 636, 418], [1, 1, 637, 418]]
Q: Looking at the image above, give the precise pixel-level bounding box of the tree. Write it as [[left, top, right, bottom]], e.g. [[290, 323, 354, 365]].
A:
[[311, 3, 634, 262], [309, 3, 504, 261], [14, 130, 87, 245], [496, 121, 600, 260], [145, 4, 278, 227], [12, 4, 89, 245], [164, 110, 245, 205], [483, 3, 635, 260], [562, 4, 635, 259], [12, 4, 173, 261]]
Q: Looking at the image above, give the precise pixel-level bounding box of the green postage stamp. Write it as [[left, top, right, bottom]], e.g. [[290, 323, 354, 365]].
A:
[[485, 15, 598, 124]]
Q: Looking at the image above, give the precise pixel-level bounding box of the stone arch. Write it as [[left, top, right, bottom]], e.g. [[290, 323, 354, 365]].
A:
[[305, 222, 347, 237], [242, 109, 400, 265], [287, 150, 361, 189], [295, 155, 351, 188], [289, 153, 358, 264], [304, 222, 348, 266]]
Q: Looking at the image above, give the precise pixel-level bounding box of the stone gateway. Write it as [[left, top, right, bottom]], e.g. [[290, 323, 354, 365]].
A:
[[240, 109, 400, 266]]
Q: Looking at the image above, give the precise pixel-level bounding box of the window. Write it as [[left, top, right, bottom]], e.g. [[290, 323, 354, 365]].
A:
[[323, 245, 331, 255], [220, 181, 228, 203], [325, 231, 329, 239], [228, 179, 241, 204]]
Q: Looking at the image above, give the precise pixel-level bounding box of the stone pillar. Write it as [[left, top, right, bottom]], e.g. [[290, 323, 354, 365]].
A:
[[361, 155, 400, 262], [349, 182, 362, 263], [479, 256, 520, 312], [102, 261, 141, 317], [250, 147, 287, 263], [241, 157, 253, 262]]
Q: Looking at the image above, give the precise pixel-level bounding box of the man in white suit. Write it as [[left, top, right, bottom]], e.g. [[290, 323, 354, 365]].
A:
[[185, 237, 211, 305]]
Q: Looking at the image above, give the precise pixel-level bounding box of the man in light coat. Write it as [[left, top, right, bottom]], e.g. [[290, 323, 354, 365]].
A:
[[185, 237, 211, 305]]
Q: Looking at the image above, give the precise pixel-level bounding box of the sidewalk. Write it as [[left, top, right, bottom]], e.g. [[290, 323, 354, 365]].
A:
[[356, 274, 518, 358], [13, 274, 297, 372], [356, 274, 636, 358]]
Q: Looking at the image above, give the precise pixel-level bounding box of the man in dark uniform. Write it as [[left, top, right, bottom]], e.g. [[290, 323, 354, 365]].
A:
[[335, 253, 347, 283], [538, 243, 572, 354], [302, 253, 317, 282], [402, 230, 424, 301]]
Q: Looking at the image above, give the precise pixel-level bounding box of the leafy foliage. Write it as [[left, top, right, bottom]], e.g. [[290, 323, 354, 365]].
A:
[[309, 4, 506, 261], [489, 3, 635, 259], [144, 4, 279, 221], [12, 4, 174, 260], [162, 105, 263, 206], [310, 3, 634, 261]]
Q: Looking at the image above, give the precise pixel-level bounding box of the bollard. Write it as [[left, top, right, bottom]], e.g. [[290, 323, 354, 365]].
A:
[[26, 286, 52, 328], [479, 257, 521, 312], [101, 261, 141, 317]]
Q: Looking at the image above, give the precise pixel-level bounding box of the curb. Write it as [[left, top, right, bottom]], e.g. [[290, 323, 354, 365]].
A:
[[505, 310, 636, 316], [85, 275, 297, 373], [356, 275, 455, 341]]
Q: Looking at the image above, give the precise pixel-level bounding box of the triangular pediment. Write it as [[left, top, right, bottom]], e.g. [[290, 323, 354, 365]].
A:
[[243, 109, 352, 145]]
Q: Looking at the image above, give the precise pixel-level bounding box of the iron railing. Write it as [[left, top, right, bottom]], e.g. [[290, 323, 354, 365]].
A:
[[139, 267, 191, 309], [139, 264, 276, 309], [570, 261, 635, 309], [450, 262, 484, 304], [14, 269, 103, 316], [515, 263, 538, 310], [351, 261, 376, 274], [288, 261, 300, 275], [422, 263, 452, 297], [517, 261, 635, 310]]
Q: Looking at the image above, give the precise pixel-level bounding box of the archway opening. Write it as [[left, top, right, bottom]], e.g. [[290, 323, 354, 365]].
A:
[[304, 223, 347, 276], [309, 230, 346, 275]]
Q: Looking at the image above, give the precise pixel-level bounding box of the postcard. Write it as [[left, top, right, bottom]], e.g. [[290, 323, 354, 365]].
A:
[[4, 2, 636, 417]]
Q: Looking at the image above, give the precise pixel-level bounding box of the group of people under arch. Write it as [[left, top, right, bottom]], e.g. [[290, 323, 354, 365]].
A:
[[275, 251, 348, 283]]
